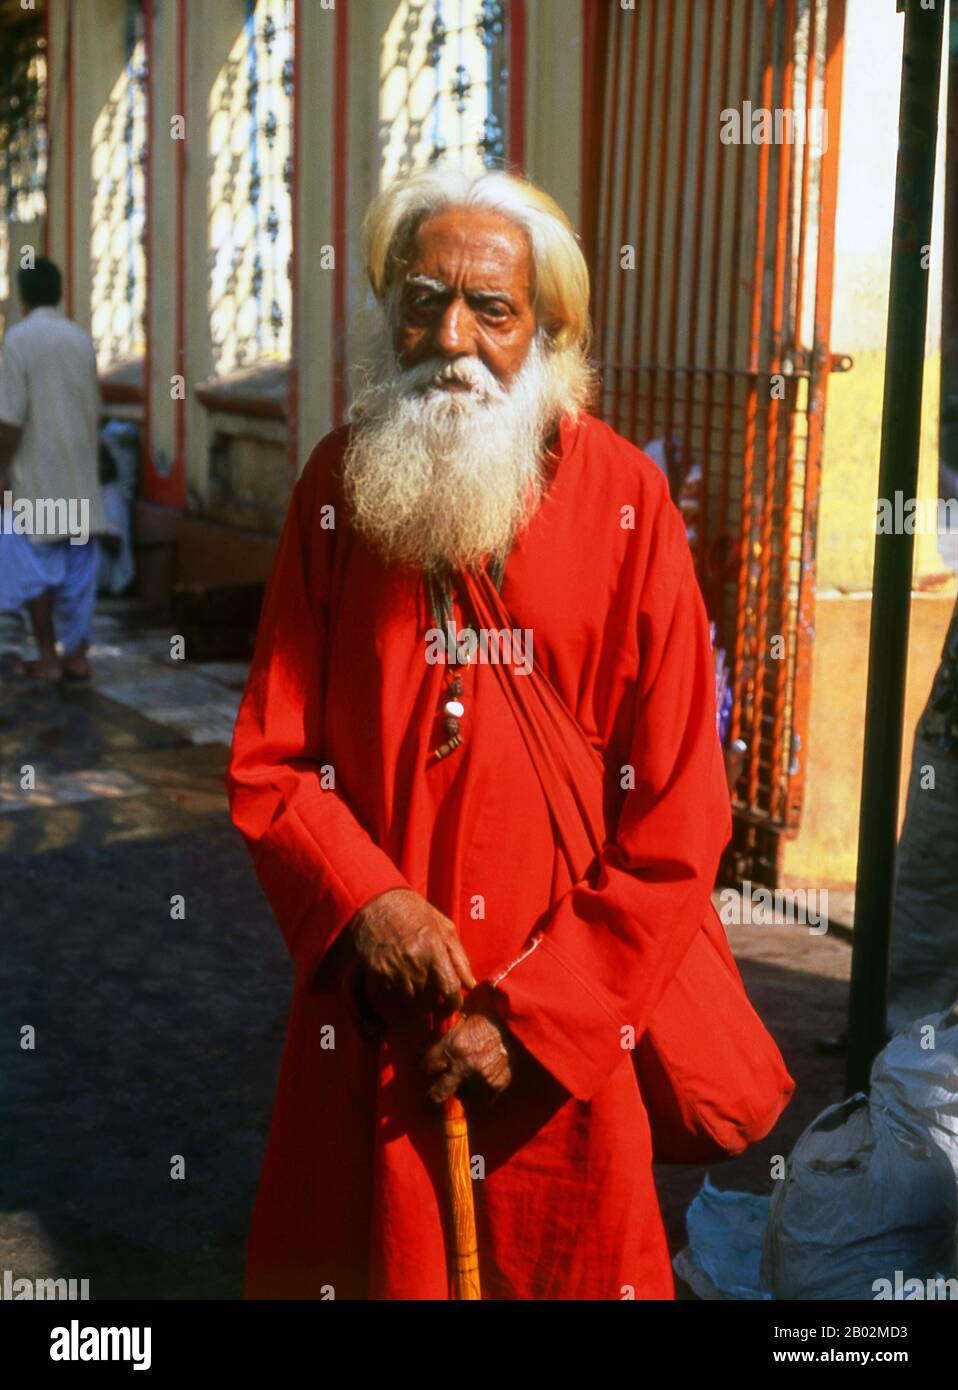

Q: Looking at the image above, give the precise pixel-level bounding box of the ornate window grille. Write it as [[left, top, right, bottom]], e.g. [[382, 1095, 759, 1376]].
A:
[[0, 17, 48, 310], [208, 0, 294, 375], [90, 0, 148, 367], [380, 0, 511, 184]]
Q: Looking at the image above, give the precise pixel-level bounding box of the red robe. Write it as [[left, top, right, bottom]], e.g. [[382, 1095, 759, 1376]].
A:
[[227, 410, 733, 1300]]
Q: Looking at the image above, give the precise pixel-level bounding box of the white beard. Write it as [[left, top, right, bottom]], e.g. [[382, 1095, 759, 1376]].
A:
[[342, 333, 592, 573]]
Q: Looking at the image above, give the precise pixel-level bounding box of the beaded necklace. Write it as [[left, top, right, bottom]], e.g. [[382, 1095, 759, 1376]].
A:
[[424, 552, 508, 763]]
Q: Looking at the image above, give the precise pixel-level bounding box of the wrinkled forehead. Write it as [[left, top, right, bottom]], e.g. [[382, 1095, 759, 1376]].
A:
[[397, 207, 534, 296]]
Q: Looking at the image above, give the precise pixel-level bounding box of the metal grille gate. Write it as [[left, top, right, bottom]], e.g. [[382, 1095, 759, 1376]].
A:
[[582, 0, 847, 883]]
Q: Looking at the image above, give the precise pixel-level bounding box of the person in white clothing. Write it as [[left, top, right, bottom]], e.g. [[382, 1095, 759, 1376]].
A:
[[0, 258, 107, 681]]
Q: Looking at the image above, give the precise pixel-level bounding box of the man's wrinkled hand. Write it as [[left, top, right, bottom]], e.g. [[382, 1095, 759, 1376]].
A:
[[422, 1011, 514, 1104], [351, 888, 476, 1022]]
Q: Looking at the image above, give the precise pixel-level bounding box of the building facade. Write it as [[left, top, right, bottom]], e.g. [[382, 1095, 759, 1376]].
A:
[[2, 0, 953, 884]]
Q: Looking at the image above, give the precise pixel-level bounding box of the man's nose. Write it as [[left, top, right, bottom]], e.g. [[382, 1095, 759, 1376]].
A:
[[433, 299, 475, 357]]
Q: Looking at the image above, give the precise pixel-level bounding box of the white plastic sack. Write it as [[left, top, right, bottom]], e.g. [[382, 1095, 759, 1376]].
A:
[[674, 1178, 771, 1300], [761, 1093, 957, 1300], [871, 1008, 958, 1183]]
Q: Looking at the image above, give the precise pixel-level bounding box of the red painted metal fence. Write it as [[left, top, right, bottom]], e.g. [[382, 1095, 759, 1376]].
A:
[[582, 0, 847, 884]]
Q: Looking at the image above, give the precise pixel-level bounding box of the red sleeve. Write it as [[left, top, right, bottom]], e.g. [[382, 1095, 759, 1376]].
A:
[[490, 489, 733, 1101], [226, 442, 410, 982]]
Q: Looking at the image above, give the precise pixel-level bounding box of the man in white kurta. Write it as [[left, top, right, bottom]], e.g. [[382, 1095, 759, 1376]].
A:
[[0, 258, 107, 679]]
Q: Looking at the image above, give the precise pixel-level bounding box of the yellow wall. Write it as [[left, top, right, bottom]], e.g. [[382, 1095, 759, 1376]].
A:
[[820, 353, 947, 592], [783, 591, 955, 887], [820, 0, 951, 592], [786, 0, 956, 885]]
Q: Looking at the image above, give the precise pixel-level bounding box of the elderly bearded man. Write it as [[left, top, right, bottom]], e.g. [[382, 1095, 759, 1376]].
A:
[[228, 169, 740, 1301]]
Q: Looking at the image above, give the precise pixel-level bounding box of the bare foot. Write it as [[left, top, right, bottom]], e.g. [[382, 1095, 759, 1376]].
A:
[[13, 656, 62, 681], [61, 652, 92, 682]]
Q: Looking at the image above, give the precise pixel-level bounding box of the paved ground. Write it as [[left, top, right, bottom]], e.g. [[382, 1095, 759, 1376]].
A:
[[1, 602, 288, 1299], [0, 600, 852, 1299]]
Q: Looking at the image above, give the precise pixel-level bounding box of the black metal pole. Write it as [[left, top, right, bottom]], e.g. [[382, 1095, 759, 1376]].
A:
[[846, 0, 945, 1095], [940, 5, 958, 489]]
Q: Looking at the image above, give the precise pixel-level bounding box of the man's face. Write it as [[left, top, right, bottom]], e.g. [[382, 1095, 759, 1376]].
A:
[[393, 209, 538, 389]]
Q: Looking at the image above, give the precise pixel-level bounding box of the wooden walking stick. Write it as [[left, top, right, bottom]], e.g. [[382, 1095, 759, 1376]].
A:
[[438, 1010, 482, 1300]]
